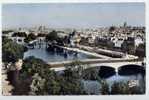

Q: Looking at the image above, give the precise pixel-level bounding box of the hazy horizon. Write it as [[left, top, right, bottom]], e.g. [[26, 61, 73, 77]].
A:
[[2, 3, 145, 29]]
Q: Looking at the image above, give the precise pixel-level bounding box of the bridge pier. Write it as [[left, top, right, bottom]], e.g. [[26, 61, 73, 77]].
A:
[[115, 68, 119, 73]]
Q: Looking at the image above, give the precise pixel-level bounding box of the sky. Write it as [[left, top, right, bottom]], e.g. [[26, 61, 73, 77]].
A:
[[2, 3, 145, 29]]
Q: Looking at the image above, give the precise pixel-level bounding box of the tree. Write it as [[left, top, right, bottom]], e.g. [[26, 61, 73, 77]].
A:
[[29, 73, 46, 95], [21, 57, 61, 95], [24, 33, 37, 43], [109, 26, 116, 32], [121, 39, 135, 54], [64, 60, 86, 79], [83, 67, 99, 80], [16, 58, 87, 95], [111, 82, 128, 94], [110, 82, 144, 94], [135, 43, 145, 58], [62, 61, 87, 95], [2, 37, 27, 95], [46, 30, 58, 42], [2, 30, 13, 34], [107, 41, 114, 50], [12, 32, 27, 37], [56, 37, 65, 46], [2, 37, 25, 63], [100, 80, 110, 95], [63, 36, 70, 44]]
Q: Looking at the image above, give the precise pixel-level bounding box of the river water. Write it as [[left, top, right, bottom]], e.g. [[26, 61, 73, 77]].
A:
[[24, 44, 93, 62], [23, 43, 145, 95]]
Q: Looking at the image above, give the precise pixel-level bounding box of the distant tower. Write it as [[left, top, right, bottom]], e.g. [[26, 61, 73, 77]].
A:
[[123, 22, 127, 28], [43, 26, 46, 30], [38, 26, 42, 31], [18, 27, 21, 31]]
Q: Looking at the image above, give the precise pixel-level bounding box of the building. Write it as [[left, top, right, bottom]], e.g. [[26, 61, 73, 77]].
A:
[[111, 37, 124, 48], [135, 35, 144, 47], [114, 38, 124, 48], [11, 32, 27, 45]]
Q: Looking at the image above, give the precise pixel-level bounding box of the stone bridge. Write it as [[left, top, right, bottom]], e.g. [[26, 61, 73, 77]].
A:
[[49, 58, 144, 72]]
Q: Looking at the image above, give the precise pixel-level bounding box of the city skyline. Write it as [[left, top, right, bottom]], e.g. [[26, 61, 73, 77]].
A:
[[2, 3, 145, 29]]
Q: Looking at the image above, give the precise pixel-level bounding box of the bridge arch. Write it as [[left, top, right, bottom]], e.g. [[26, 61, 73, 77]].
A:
[[118, 64, 145, 76], [98, 66, 116, 78]]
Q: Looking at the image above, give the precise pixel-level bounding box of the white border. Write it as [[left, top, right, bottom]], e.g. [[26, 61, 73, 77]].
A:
[[0, 0, 148, 100]]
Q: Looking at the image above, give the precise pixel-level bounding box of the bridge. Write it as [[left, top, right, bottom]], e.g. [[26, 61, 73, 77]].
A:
[[49, 58, 144, 72]]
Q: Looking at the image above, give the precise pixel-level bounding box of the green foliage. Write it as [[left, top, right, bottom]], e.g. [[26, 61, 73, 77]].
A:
[[24, 33, 37, 43], [83, 67, 99, 80], [135, 43, 145, 58], [59, 78, 85, 95], [111, 82, 144, 94], [20, 58, 86, 95], [21, 57, 61, 95], [111, 82, 128, 94], [46, 78, 61, 95], [62, 61, 87, 95], [2, 30, 13, 34], [22, 56, 51, 77], [12, 32, 27, 37], [121, 39, 135, 54], [64, 60, 85, 78], [46, 30, 58, 42], [2, 37, 25, 63], [109, 26, 116, 32], [29, 73, 46, 95], [107, 41, 114, 49], [100, 80, 110, 95]]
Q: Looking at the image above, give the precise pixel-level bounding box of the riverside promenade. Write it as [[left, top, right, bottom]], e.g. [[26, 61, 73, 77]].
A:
[[77, 45, 138, 59], [48, 45, 142, 72], [56, 45, 112, 59]]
